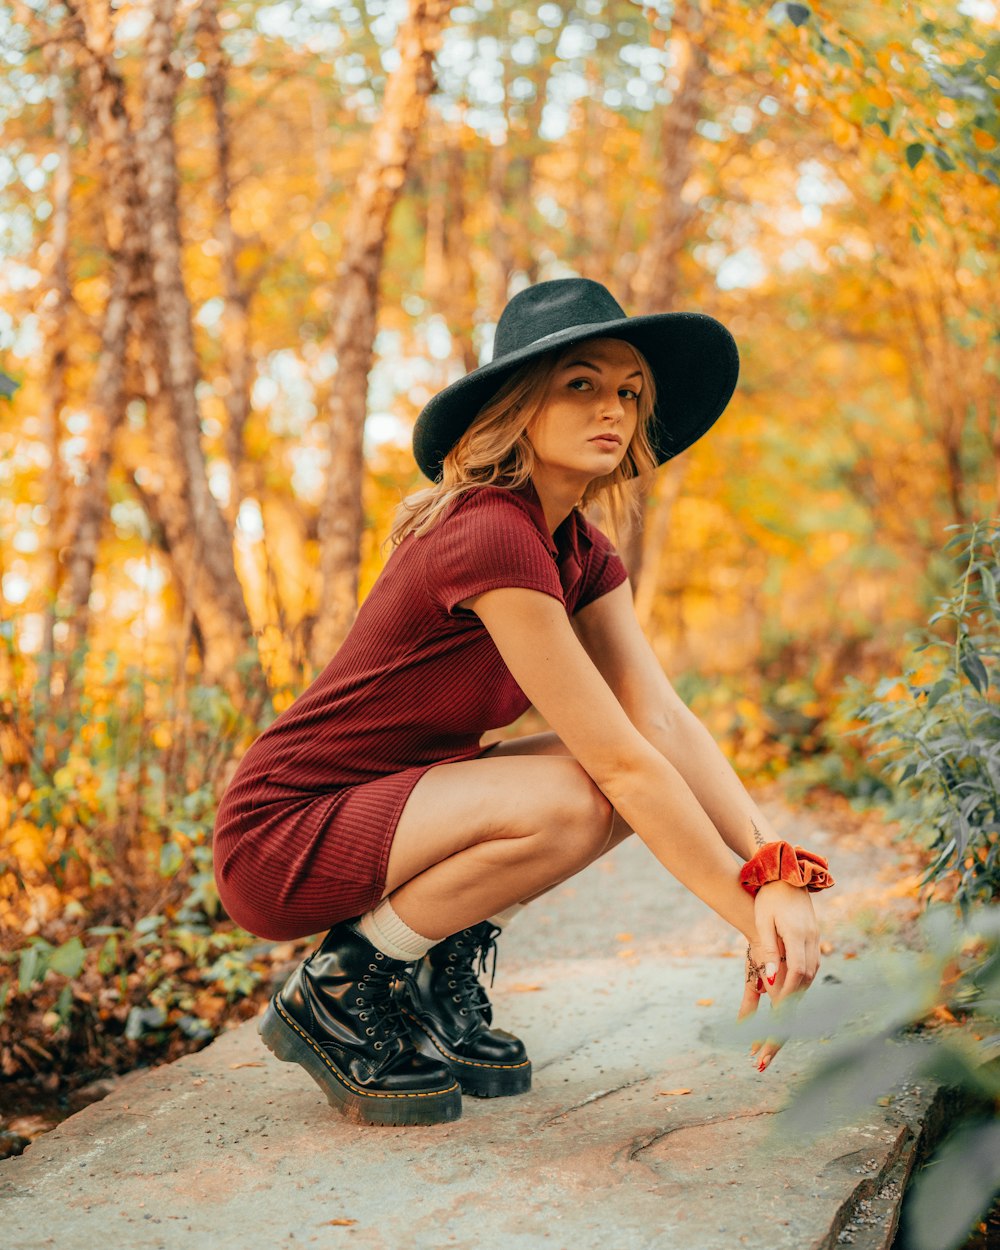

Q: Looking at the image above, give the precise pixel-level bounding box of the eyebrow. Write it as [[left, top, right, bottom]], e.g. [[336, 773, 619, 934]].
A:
[[562, 359, 642, 381]]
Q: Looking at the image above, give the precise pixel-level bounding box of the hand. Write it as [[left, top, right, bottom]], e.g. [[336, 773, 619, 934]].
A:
[[738, 882, 821, 1072]]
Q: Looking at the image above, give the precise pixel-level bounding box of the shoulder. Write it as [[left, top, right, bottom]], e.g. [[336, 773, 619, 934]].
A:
[[430, 485, 551, 551], [444, 484, 542, 526]]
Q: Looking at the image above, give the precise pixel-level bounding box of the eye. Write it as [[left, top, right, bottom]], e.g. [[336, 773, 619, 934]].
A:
[[568, 377, 593, 391], [620, 387, 640, 401]]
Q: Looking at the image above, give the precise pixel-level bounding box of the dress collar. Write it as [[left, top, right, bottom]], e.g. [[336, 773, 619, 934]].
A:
[[511, 479, 586, 603]]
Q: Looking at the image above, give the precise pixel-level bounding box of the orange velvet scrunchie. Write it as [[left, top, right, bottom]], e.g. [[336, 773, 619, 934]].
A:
[[739, 841, 834, 898]]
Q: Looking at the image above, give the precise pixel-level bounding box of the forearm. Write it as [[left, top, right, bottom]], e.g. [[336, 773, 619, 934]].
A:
[[600, 749, 758, 942], [640, 703, 780, 862]]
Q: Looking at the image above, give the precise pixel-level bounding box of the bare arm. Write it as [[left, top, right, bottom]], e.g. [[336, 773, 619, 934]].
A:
[[466, 586, 759, 944], [572, 581, 783, 862]]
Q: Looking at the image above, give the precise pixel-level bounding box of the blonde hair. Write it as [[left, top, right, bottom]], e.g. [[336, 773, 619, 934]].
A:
[[389, 337, 660, 548]]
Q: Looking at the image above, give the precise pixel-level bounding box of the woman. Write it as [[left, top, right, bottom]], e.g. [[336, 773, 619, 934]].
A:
[[213, 277, 832, 1128]]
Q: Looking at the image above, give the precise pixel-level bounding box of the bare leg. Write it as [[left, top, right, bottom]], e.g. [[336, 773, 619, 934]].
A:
[[483, 731, 634, 903], [381, 750, 616, 939]]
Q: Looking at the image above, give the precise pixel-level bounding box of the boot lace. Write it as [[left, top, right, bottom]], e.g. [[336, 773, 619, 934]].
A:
[[443, 923, 500, 1018], [355, 955, 411, 1050]]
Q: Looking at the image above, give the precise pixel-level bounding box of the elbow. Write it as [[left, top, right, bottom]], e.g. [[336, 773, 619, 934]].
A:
[[593, 739, 667, 808], [631, 705, 685, 750]]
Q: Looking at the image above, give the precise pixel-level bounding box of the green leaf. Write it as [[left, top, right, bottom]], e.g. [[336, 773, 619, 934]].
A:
[[159, 841, 184, 878], [97, 934, 119, 977], [135, 914, 165, 935], [961, 650, 989, 694], [930, 144, 957, 172], [902, 1121, 1000, 1250], [926, 680, 953, 708], [906, 142, 925, 168], [18, 941, 52, 992], [48, 937, 85, 979]]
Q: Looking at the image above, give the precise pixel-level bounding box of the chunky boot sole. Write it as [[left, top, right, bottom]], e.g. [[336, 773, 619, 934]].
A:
[[401, 1006, 532, 1098], [259, 998, 462, 1126]]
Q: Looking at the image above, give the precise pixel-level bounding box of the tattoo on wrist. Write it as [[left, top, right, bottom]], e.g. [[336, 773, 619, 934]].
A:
[[751, 819, 765, 850]]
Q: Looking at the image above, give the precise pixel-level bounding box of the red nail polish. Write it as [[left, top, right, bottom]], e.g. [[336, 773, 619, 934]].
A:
[[767, 974, 776, 986], [756, 976, 764, 993], [758, 1059, 766, 1071]]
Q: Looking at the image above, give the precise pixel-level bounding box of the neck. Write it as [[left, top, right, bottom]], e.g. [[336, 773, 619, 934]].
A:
[[528, 466, 588, 535]]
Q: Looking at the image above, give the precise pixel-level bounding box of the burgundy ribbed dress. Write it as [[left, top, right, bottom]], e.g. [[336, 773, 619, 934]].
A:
[[212, 479, 628, 940]]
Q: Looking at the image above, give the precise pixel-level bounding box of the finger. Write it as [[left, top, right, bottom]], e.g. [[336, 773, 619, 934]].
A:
[[755, 1036, 784, 1071], [756, 921, 783, 992], [805, 929, 821, 980], [737, 979, 761, 1022], [776, 940, 816, 1002]]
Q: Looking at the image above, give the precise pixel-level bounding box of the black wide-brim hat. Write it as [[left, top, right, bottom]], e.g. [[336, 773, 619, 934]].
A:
[[412, 276, 739, 482]]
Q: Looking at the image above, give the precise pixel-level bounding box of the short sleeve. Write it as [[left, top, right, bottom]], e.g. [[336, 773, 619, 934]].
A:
[[427, 487, 565, 616], [573, 517, 630, 613]]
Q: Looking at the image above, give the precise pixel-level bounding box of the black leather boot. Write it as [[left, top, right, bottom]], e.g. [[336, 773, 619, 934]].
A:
[[394, 921, 531, 1098], [258, 921, 461, 1126]]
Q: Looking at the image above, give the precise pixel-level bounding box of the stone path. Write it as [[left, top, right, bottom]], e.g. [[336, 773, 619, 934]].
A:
[[1, 794, 940, 1250]]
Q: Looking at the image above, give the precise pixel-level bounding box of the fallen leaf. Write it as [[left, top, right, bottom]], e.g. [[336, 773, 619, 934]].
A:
[[658, 1088, 692, 1096], [191, 1078, 206, 1087], [696, 998, 714, 1006], [842, 951, 858, 960], [820, 941, 835, 956], [229, 1062, 265, 1069], [507, 983, 543, 993], [615, 932, 633, 942], [617, 948, 636, 959], [324, 1219, 358, 1226]]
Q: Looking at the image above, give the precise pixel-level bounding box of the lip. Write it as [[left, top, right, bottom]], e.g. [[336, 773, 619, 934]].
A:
[[589, 434, 623, 448]]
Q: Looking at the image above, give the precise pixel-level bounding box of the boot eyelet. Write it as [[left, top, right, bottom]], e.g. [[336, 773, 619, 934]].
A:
[[356, 997, 365, 1006], [460, 1008, 468, 1016], [368, 963, 378, 971], [448, 980, 456, 988], [359, 1012, 368, 1020], [366, 1027, 375, 1036], [375, 952, 384, 959], [452, 995, 461, 1003], [374, 1041, 383, 1050]]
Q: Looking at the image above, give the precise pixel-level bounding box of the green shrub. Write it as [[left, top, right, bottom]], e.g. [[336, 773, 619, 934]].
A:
[[850, 520, 1000, 909]]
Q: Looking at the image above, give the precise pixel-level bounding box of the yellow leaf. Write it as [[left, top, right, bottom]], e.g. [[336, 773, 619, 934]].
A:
[[973, 129, 997, 151], [696, 998, 714, 1006], [659, 1087, 692, 1096]]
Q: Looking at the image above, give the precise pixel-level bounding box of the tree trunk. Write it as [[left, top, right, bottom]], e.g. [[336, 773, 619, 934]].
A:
[[33, 36, 74, 711], [620, 2, 708, 587], [311, 0, 454, 667], [199, 0, 255, 529], [57, 3, 146, 676], [137, 0, 255, 684]]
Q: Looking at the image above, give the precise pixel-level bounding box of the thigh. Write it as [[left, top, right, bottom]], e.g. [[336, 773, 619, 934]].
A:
[[484, 730, 570, 758], [382, 751, 608, 895], [488, 729, 636, 859]]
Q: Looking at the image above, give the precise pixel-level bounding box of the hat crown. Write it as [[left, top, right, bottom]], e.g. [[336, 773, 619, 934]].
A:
[[491, 278, 627, 362]]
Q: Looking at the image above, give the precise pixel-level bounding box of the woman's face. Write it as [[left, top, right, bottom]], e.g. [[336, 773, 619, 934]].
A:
[[525, 338, 642, 487]]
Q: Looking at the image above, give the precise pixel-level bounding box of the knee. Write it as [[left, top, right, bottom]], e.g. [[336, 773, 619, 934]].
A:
[[550, 766, 614, 867]]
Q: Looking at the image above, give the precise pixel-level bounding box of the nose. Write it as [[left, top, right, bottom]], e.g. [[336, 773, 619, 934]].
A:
[[599, 393, 626, 422]]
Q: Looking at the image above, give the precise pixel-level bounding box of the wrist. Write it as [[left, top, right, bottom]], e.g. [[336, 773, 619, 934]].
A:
[[740, 840, 834, 898]]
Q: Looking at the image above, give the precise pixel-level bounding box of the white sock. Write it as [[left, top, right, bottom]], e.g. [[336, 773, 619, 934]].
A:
[[489, 903, 523, 930], [356, 898, 436, 961]]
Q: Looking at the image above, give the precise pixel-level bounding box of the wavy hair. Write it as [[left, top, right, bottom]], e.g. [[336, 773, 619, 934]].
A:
[[388, 337, 659, 548]]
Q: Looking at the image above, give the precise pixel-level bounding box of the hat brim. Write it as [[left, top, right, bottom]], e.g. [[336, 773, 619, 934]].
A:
[[412, 311, 739, 482]]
